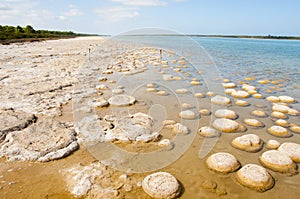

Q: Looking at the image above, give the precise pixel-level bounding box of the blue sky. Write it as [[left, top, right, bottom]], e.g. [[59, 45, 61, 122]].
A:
[[0, 0, 299, 36]]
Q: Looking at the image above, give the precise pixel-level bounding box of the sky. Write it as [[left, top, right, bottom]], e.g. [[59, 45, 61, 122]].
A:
[[0, 0, 299, 36]]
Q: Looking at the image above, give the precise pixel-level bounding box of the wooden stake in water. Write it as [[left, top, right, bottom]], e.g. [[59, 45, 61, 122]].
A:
[[159, 49, 162, 71]]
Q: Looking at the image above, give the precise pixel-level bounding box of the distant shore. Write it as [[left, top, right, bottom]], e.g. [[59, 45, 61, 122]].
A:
[[190, 35, 300, 40]]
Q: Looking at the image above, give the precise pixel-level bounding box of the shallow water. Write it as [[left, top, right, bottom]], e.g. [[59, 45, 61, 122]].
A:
[[1, 36, 300, 199], [195, 37, 300, 99], [73, 35, 300, 198], [119, 35, 300, 99]]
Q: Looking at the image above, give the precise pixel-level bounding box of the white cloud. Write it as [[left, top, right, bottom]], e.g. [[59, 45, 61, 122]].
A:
[[95, 0, 169, 22], [0, 1, 83, 25], [95, 6, 139, 21], [64, 5, 83, 17], [0, 4, 11, 10], [111, 0, 167, 6], [0, 0, 44, 24], [57, 4, 83, 22], [58, 15, 66, 21]]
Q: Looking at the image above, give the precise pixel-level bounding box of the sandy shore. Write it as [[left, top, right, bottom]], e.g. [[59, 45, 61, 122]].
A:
[[1, 36, 300, 199]]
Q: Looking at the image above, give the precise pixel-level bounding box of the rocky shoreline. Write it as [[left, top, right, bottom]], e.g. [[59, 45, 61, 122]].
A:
[[1, 36, 300, 199]]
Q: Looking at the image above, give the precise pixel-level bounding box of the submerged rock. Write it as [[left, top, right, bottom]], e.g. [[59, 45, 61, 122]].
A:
[[156, 91, 168, 96], [278, 96, 296, 103], [0, 109, 36, 142], [212, 118, 240, 133], [251, 110, 268, 118], [98, 76, 107, 82], [201, 180, 217, 190], [88, 98, 109, 108], [290, 125, 300, 134], [235, 100, 250, 107], [0, 117, 78, 161], [267, 125, 292, 138], [266, 140, 281, 149], [63, 162, 120, 198], [271, 111, 288, 119], [272, 104, 290, 113], [162, 74, 174, 81], [175, 88, 188, 94], [198, 126, 220, 138], [96, 84, 109, 90], [214, 109, 237, 119], [103, 69, 113, 74], [181, 103, 193, 109], [199, 109, 211, 116], [112, 88, 124, 94], [147, 88, 157, 92], [253, 93, 264, 99], [194, 93, 205, 98], [173, 123, 189, 134], [242, 84, 257, 92], [190, 80, 201, 85], [206, 91, 215, 97], [274, 119, 289, 127], [243, 118, 265, 128], [179, 110, 197, 120], [76, 115, 112, 143], [288, 108, 300, 116], [158, 139, 174, 150], [206, 152, 240, 174], [105, 112, 160, 142], [222, 82, 236, 88], [266, 96, 280, 103], [108, 94, 136, 107], [231, 134, 263, 152], [162, 120, 177, 128], [236, 164, 274, 192], [278, 142, 300, 163], [259, 150, 297, 174], [211, 95, 231, 106], [142, 172, 181, 199], [231, 90, 250, 98], [225, 88, 236, 94], [147, 83, 156, 88]]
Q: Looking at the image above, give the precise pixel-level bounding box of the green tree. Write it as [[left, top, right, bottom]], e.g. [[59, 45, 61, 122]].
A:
[[5, 26, 15, 34], [24, 25, 35, 34], [15, 25, 24, 33]]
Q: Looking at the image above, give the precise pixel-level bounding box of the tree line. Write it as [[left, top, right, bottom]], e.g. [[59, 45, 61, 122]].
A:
[[0, 25, 91, 43]]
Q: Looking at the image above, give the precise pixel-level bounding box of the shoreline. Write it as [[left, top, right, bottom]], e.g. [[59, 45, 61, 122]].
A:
[[0, 36, 77, 45], [190, 35, 300, 40], [0, 35, 109, 45], [2, 35, 300, 46]]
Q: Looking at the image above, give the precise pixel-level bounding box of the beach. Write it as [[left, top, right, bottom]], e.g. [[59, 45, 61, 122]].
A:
[[1, 36, 300, 199]]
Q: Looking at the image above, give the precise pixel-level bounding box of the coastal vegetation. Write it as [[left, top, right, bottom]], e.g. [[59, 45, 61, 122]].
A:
[[0, 24, 93, 44]]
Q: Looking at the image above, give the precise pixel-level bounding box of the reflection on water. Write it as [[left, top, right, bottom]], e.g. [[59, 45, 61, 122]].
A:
[[195, 37, 300, 99]]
